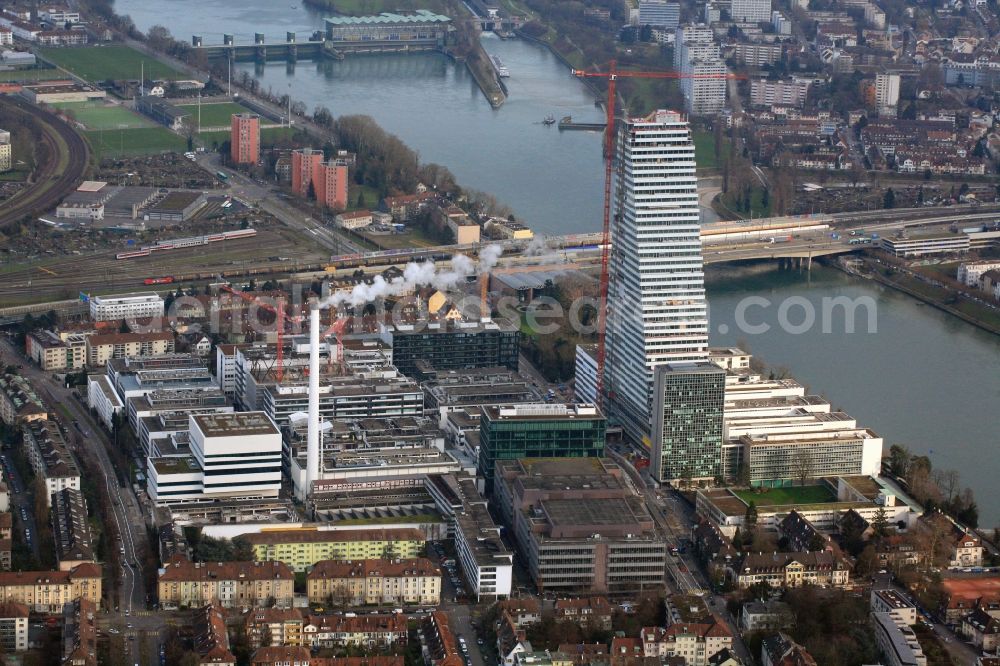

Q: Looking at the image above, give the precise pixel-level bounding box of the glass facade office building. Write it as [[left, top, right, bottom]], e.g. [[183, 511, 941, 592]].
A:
[[478, 404, 607, 490], [651, 362, 725, 484], [390, 324, 519, 377]]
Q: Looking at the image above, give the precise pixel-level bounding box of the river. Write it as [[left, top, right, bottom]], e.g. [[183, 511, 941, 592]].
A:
[[114, 0, 998, 525], [707, 263, 1000, 528]]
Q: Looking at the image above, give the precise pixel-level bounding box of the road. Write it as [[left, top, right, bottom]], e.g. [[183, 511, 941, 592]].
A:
[[0, 338, 148, 615], [196, 152, 363, 255], [0, 453, 40, 561]]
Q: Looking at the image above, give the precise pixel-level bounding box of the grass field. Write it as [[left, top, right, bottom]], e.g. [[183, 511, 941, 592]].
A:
[[86, 126, 187, 158], [52, 102, 153, 130], [346, 183, 380, 211], [177, 101, 254, 129], [38, 46, 186, 82], [694, 131, 721, 169], [733, 485, 836, 507], [197, 126, 299, 147]]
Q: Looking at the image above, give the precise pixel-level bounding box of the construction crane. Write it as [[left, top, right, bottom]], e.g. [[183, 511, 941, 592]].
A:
[[571, 60, 743, 403]]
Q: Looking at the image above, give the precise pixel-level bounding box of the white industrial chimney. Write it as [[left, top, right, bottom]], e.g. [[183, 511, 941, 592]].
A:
[[306, 304, 321, 493]]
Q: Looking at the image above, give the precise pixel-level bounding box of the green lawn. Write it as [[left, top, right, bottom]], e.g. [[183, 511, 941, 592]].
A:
[[176, 101, 255, 129], [86, 126, 187, 158], [197, 126, 298, 147], [347, 183, 380, 211], [52, 102, 153, 130], [38, 46, 186, 82], [694, 131, 720, 169], [733, 485, 836, 507]]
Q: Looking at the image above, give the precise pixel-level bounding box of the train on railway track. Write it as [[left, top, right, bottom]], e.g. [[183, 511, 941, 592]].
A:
[[116, 229, 258, 259]]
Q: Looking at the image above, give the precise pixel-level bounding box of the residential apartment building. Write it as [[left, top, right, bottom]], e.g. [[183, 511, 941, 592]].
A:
[[750, 79, 810, 108], [960, 608, 1000, 653], [735, 551, 850, 588], [25, 330, 86, 371], [157, 558, 294, 609], [958, 261, 1000, 288], [245, 607, 305, 649], [194, 603, 236, 666], [638, 0, 680, 28], [306, 558, 441, 606], [302, 614, 408, 649], [88, 292, 164, 322], [245, 529, 426, 572], [494, 458, 667, 594], [605, 109, 709, 442], [872, 612, 927, 666], [872, 589, 918, 627], [292, 148, 323, 197], [674, 27, 726, 115], [761, 633, 817, 666], [0, 602, 28, 652], [875, 73, 901, 117], [316, 160, 348, 210], [62, 598, 97, 666], [0, 373, 46, 426], [730, 0, 771, 22], [51, 488, 95, 571], [22, 421, 80, 505], [85, 331, 175, 366], [478, 403, 606, 490], [231, 113, 260, 165], [554, 597, 613, 630], [640, 619, 733, 666], [0, 129, 10, 173], [0, 563, 102, 612]]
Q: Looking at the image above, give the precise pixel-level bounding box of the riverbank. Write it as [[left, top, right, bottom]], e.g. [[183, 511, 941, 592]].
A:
[[832, 255, 1000, 336]]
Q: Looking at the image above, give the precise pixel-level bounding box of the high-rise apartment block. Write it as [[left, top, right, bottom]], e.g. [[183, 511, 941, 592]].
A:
[[730, 0, 772, 23], [639, 0, 680, 28], [230, 113, 260, 165], [291, 148, 349, 209], [674, 25, 727, 115], [875, 73, 901, 117], [292, 148, 323, 197], [605, 110, 709, 443], [651, 363, 725, 484]]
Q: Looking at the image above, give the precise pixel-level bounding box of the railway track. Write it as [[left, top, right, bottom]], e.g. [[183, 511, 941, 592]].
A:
[[0, 97, 90, 229]]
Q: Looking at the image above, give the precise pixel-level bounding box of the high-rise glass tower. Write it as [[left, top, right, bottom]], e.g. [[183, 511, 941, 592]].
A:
[[605, 110, 709, 444]]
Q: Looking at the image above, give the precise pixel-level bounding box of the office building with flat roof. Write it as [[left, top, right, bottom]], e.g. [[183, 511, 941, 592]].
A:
[[478, 403, 606, 490], [605, 109, 709, 443], [652, 362, 725, 484], [388, 319, 519, 377], [89, 292, 164, 322], [190, 412, 282, 499], [493, 458, 667, 594]]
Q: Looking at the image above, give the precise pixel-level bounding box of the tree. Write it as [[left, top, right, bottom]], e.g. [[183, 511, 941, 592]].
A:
[[793, 451, 814, 486], [888, 444, 910, 478], [872, 505, 890, 538], [118, 318, 130, 333], [356, 191, 365, 208], [933, 469, 959, 504], [307, 180, 316, 200], [745, 501, 758, 528], [883, 188, 896, 209]]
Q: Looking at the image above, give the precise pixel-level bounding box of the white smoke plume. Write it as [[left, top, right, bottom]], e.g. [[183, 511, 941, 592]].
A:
[[522, 234, 565, 265], [324, 245, 506, 309]]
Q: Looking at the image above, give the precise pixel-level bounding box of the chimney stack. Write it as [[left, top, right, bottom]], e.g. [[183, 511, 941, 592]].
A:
[[307, 305, 321, 493]]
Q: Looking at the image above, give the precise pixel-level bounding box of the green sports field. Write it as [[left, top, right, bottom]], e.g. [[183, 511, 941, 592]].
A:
[[87, 126, 187, 159], [733, 485, 836, 507], [38, 46, 186, 82], [176, 102, 255, 129], [52, 102, 154, 130]]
